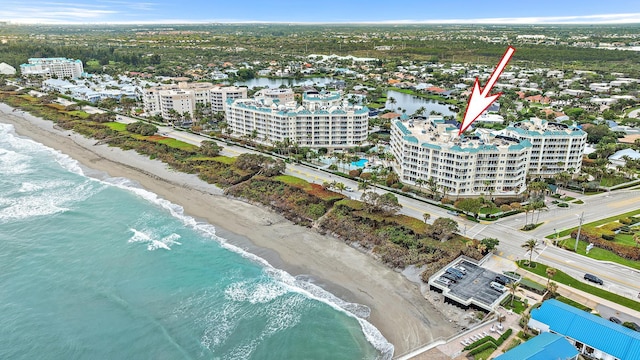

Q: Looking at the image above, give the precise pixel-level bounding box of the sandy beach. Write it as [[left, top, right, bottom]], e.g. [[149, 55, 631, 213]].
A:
[[0, 103, 456, 357]]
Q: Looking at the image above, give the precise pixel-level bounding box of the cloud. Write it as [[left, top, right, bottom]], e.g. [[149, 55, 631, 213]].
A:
[[372, 13, 640, 24]]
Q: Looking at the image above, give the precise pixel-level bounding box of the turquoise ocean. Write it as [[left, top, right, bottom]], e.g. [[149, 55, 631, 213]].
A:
[[0, 122, 393, 359]]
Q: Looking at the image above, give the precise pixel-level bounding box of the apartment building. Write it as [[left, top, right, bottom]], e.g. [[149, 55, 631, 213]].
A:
[[20, 58, 84, 79], [390, 118, 532, 197], [503, 118, 587, 176], [143, 82, 247, 119], [225, 90, 368, 148]]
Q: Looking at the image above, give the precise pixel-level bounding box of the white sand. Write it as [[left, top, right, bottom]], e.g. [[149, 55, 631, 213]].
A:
[[0, 103, 456, 356]]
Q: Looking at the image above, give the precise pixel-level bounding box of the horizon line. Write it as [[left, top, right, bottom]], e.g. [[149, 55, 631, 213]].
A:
[[4, 12, 640, 26]]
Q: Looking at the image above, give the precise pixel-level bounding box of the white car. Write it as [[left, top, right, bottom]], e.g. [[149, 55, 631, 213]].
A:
[[490, 281, 506, 292]]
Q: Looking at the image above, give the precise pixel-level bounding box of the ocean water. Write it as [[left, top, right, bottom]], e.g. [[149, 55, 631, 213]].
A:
[[0, 123, 392, 360]]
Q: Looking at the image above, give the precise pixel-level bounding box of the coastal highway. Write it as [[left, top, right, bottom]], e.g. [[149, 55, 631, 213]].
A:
[[116, 118, 640, 300]]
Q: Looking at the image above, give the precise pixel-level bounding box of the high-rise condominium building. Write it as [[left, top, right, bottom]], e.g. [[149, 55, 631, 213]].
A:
[[390, 117, 587, 198], [225, 89, 369, 148], [20, 58, 84, 79], [503, 118, 587, 177]]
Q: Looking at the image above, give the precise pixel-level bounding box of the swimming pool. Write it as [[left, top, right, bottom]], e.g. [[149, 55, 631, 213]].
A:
[[351, 158, 369, 168]]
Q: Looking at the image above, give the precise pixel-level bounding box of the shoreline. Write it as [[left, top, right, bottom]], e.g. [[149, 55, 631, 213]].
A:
[[0, 103, 457, 356]]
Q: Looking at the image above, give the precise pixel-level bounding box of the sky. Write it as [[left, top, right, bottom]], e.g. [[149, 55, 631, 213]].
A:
[[1, 0, 640, 25]]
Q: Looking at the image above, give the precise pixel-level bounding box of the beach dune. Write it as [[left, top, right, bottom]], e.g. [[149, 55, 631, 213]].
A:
[[0, 103, 456, 357]]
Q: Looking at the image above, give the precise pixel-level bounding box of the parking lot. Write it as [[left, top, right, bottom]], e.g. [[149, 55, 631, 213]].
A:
[[431, 258, 515, 311]]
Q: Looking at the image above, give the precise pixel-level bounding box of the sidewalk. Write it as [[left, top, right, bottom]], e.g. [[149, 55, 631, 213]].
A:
[[516, 267, 640, 319]]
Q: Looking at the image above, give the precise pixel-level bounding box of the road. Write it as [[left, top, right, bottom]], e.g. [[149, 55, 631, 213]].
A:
[[116, 116, 640, 301]]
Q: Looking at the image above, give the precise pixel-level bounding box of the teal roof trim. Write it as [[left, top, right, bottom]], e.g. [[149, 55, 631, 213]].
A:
[[404, 136, 418, 143], [395, 121, 411, 135], [420, 142, 441, 150]]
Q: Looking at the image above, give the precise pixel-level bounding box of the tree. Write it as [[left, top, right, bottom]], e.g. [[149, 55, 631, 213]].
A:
[[386, 172, 400, 186], [507, 281, 521, 307], [454, 198, 482, 218], [427, 177, 438, 198], [547, 281, 558, 296], [545, 267, 557, 287], [358, 180, 370, 192], [480, 238, 500, 253], [360, 191, 402, 215], [423, 213, 431, 224], [430, 218, 459, 242], [334, 182, 346, 193], [521, 312, 531, 336], [521, 239, 540, 267], [199, 140, 223, 157]]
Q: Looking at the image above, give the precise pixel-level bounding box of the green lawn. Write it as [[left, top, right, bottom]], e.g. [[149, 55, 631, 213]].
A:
[[573, 200, 584, 204], [556, 238, 640, 270], [156, 138, 198, 151], [547, 208, 640, 238], [555, 296, 592, 311], [502, 295, 528, 314], [472, 346, 496, 360], [104, 122, 128, 131], [65, 110, 91, 119], [601, 176, 631, 187], [212, 156, 236, 165], [517, 261, 640, 311], [479, 206, 501, 215], [273, 175, 312, 190]]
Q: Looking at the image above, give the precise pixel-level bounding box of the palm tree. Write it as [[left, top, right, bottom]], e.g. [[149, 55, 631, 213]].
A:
[[415, 178, 425, 192], [521, 239, 540, 267], [334, 182, 346, 193], [358, 180, 370, 192], [548, 281, 558, 296], [388, 96, 396, 109], [427, 177, 438, 198], [521, 312, 531, 335], [507, 281, 521, 307], [423, 213, 431, 224], [545, 267, 557, 287]]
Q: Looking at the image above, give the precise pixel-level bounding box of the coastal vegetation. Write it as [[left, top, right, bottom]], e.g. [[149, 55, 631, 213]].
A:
[[1, 91, 490, 282]]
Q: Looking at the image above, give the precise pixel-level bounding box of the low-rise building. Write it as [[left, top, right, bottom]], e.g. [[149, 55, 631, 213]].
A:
[[529, 299, 640, 360], [225, 90, 368, 148], [143, 82, 247, 119]]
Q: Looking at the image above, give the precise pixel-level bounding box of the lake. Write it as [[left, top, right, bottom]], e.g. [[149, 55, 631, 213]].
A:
[[386, 90, 457, 117], [234, 77, 334, 89]]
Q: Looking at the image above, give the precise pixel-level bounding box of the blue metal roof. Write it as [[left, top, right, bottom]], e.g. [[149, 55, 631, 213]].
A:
[[495, 332, 578, 360], [531, 299, 640, 360]]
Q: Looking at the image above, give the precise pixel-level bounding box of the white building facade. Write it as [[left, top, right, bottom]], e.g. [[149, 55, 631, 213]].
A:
[[391, 118, 532, 197], [143, 82, 247, 119], [20, 58, 84, 79], [503, 118, 587, 176], [226, 90, 369, 148]]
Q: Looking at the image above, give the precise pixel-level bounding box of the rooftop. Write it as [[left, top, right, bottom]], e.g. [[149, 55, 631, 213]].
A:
[[396, 118, 529, 152], [530, 299, 640, 360], [507, 118, 585, 137], [494, 332, 578, 360]]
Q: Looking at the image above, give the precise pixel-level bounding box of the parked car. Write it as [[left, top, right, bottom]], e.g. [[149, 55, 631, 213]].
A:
[[441, 272, 458, 283], [584, 273, 604, 285], [490, 281, 507, 292], [609, 317, 622, 324], [453, 265, 467, 275], [446, 267, 464, 279], [435, 277, 452, 286], [447, 210, 459, 216], [494, 275, 514, 286]]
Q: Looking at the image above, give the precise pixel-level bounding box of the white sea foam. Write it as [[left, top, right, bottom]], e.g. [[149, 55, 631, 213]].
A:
[[128, 228, 181, 251], [104, 176, 394, 358], [0, 147, 32, 175]]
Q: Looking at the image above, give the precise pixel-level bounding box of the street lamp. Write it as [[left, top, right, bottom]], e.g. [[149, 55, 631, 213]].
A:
[[575, 212, 584, 253], [554, 228, 559, 246]]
